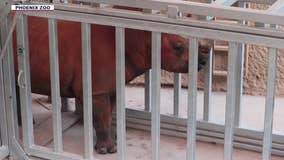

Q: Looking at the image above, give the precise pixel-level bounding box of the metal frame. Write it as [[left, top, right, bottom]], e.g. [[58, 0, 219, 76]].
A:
[[0, 0, 284, 160], [0, 59, 9, 160]]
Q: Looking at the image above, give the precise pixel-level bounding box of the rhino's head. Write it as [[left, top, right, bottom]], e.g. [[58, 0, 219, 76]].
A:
[[161, 33, 212, 73]]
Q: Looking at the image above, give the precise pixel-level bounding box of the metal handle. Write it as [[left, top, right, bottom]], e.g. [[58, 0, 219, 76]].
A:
[[17, 70, 25, 88]]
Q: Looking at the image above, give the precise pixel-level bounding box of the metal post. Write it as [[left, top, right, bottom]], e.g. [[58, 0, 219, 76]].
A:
[[1, 12, 19, 148], [16, 14, 34, 150], [151, 32, 161, 160], [81, 22, 94, 160], [0, 60, 8, 148], [224, 42, 239, 160], [48, 18, 63, 153], [116, 27, 126, 160], [262, 47, 277, 160], [145, 70, 152, 112], [234, 0, 246, 127], [143, 8, 153, 112], [1, 13, 19, 155], [173, 73, 181, 116], [203, 48, 213, 121], [233, 43, 244, 127], [187, 37, 198, 160]]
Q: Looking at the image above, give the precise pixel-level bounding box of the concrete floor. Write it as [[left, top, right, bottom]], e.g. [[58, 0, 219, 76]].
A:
[[28, 86, 284, 160]]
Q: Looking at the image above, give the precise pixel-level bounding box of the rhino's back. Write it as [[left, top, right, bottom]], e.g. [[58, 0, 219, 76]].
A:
[[13, 16, 116, 98]]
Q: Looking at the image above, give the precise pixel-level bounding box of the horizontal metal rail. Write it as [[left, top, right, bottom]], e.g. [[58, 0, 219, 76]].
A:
[[52, 3, 284, 38], [117, 108, 284, 156], [22, 8, 284, 49], [67, 0, 284, 25]]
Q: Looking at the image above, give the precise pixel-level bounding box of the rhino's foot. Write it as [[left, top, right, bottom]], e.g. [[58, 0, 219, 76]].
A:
[[95, 140, 117, 154]]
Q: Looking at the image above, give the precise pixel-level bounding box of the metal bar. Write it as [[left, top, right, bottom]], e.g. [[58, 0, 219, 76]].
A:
[[0, 16, 9, 149], [0, 63, 7, 148], [145, 70, 152, 112], [151, 32, 161, 160], [143, 8, 153, 113], [49, 3, 284, 39], [173, 73, 181, 116], [22, 9, 284, 49], [48, 18, 63, 153], [234, 44, 245, 127], [28, 145, 84, 160], [74, 0, 284, 25], [224, 42, 239, 160], [116, 27, 126, 160], [203, 48, 213, 121], [186, 37, 198, 160], [234, 1, 246, 127], [262, 48, 277, 160], [10, 138, 29, 160], [119, 108, 284, 156], [1, 13, 19, 152], [81, 22, 94, 159], [16, 14, 34, 150]]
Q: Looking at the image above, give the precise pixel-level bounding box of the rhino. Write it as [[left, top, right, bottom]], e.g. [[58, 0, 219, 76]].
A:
[[13, 15, 211, 154]]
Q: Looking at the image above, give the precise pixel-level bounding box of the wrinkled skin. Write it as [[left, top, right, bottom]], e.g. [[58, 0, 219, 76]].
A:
[[13, 15, 211, 154]]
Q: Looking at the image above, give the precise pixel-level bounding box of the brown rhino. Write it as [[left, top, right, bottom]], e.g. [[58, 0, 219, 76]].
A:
[[13, 13, 211, 154]]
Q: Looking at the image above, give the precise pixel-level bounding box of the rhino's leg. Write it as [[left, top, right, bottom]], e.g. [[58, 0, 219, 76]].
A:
[[74, 98, 83, 115], [110, 93, 117, 143], [93, 94, 116, 154]]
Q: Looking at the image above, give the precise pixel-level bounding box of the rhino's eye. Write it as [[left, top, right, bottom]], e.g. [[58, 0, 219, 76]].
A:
[[173, 43, 185, 56]]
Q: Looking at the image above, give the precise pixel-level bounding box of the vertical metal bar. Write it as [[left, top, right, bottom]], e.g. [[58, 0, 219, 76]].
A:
[[16, 14, 34, 150], [0, 14, 10, 148], [234, 43, 244, 127], [116, 27, 126, 160], [1, 13, 19, 145], [234, 1, 246, 127], [173, 73, 181, 116], [48, 18, 63, 153], [81, 22, 94, 160], [0, 61, 8, 147], [145, 70, 152, 112], [203, 48, 213, 121], [224, 42, 239, 160], [151, 32, 161, 160], [143, 8, 153, 112], [262, 48, 277, 160], [186, 37, 198, 160]]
